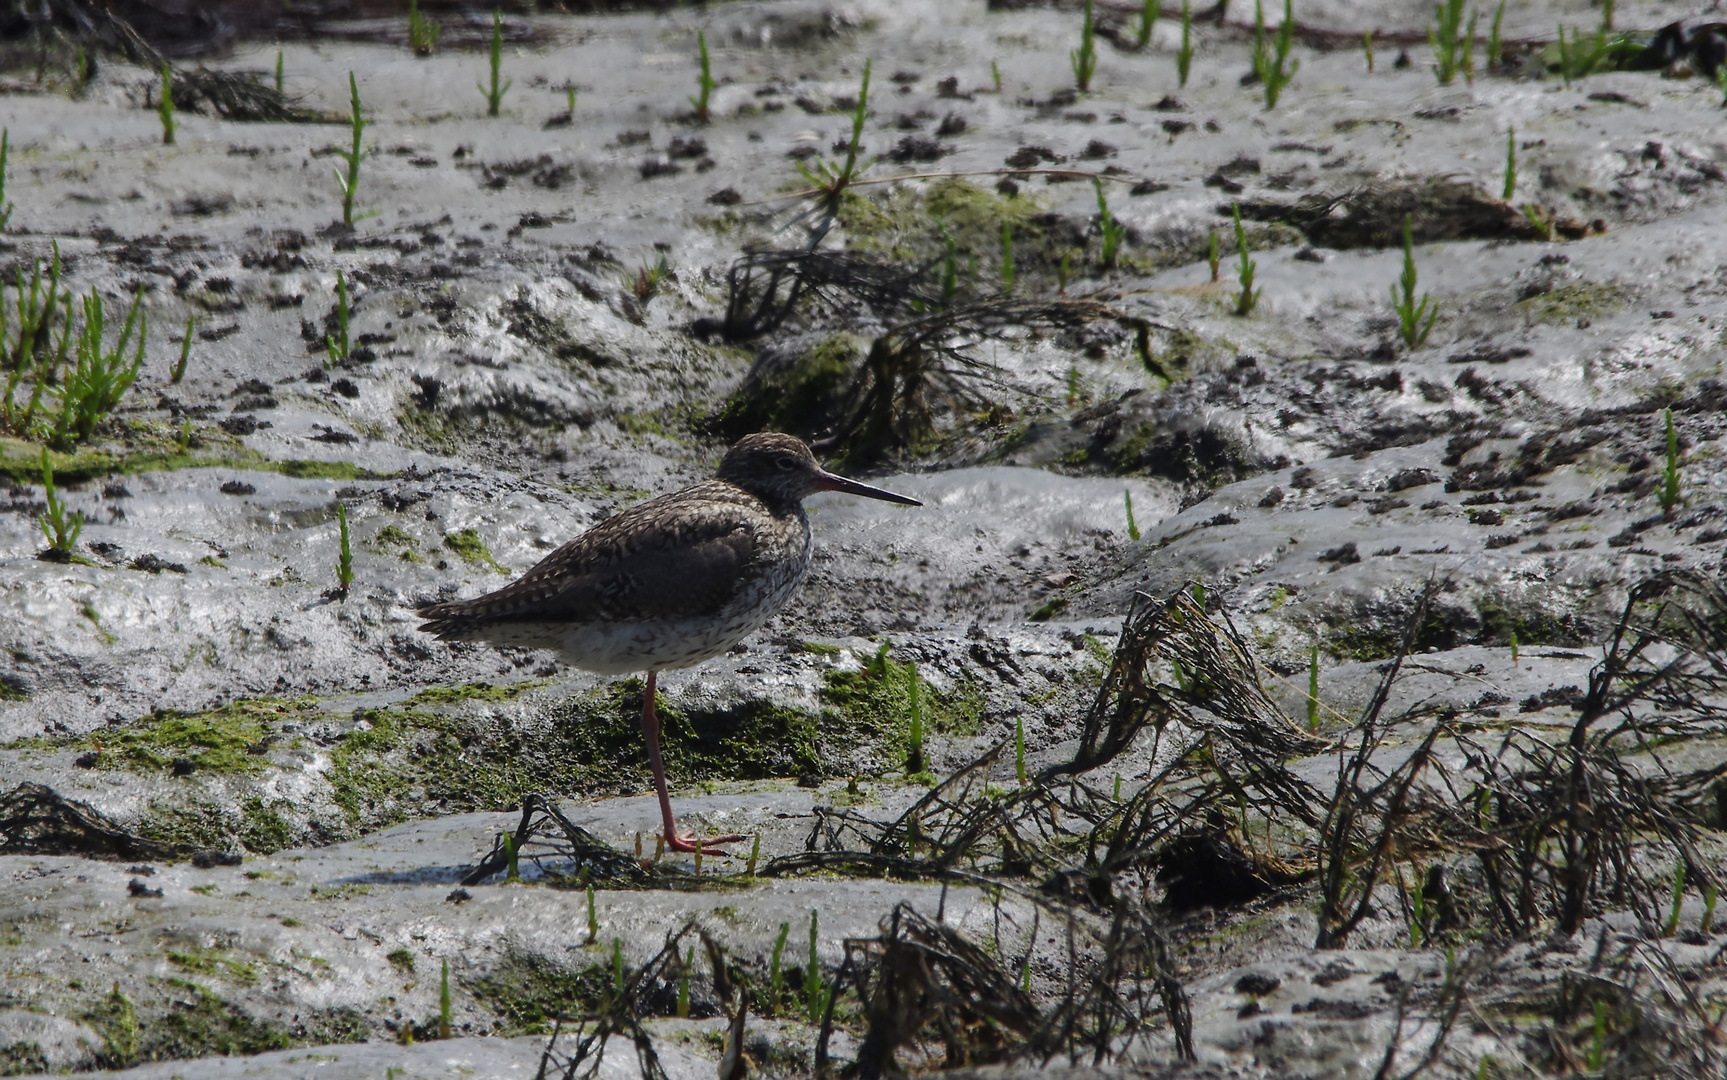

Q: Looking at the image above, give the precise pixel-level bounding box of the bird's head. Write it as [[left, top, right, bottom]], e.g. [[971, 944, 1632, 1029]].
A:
[[717, 433, 922, 508]]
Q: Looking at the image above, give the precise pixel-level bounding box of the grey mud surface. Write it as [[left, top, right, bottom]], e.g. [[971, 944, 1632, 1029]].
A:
[[2, 0, 1726, 1076]]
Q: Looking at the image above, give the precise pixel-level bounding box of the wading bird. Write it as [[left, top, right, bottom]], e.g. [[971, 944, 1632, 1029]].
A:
[[419, 433, 921, 852]]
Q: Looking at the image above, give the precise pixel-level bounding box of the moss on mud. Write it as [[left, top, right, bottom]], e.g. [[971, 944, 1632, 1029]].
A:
[[821, 644, 982, 768], [1516, 281, 1630, 324], [442, 529, 510, 574], [711, 333, 861, 441], [70, 699, 311, 775], [467, 951, 613, 1036], [86, 979, 291, 1068]]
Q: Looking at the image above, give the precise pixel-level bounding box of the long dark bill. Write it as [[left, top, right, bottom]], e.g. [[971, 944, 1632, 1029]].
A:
[[815, 471, 923, 506]]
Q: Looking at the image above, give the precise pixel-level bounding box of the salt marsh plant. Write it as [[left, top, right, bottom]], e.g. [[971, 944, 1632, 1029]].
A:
[[1230, 204, 1259, 316], [171, 315, 193, 383], [1429, 0, 1476, 86], [769, 921, 790, 1010], [796, 60, 873, 214], [1093, 179, 1125, 269], [408, 0, 441, 56], [905, 660, 925, 774], [1252, 0, 1299, 110], [1124, 489, 1140, 541], [1, 245, 70, 439], [336, 504, 354, 596], [1306, 643, 1320, 731], [1716, 64, 1727, 108], [333, 73, 368, 226], [38, 450, 82, 559], [479, 10, 512, 117], [690, 31, 715, 123], [1135, 0, 1157, 49], [1661, 862, 1685, 937], [1555, 19, 1613, 86], [585, 882, 598, 943], [803, 909, 828, 1022], [1362, 30, 1374, 73], [274, 50, 283, 94], [1014, 716, 1027, 785], [1391, 214, 1436, 349], [1071, 0, 1097, 93], [1207, 230, 1219, 282], [157, 63, 176, 144], [52, 285, 146, 449], [325, 269, 351, 366], [1659, 408, 1681, 513], [1176, 1, 1194, 87], [1502, 127, 1516, 200], [0, 128, 11, 231], [1487, 0, 1505, 70], [438, 959, 451, 1038]]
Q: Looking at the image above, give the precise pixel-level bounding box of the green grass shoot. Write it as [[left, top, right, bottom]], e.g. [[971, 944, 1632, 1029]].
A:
[[1136, 0, 1157, 48], [1124, 489, 1140, 541], [0, 128, 12, 231], [797, 60, 873, 212], [408, 0, 441, 56], [1176, 0, 1193, 87], [677, 946, 692, 1016], [1306, 643, 1320, 732], [438, 959, 451, 1039], [49, 284, 145, 450], [1207, 230, 1219, 282], [1587, 1000, 1606, 1071], [1662, 861, 1686, 937], [1000, 221, 1014, 293], [1487, 0, 1505, 70], [769, 920, 790, 1010], [804, 909, 827, 1022], [325, 268, 351, 368], [334, 73, 368, 225], [1252, 0, 1299, 109], [1014, 716, 1027, 785], [172, 315, 193, 383], [611, 938, 624, 993], [991, 60, 1001, 92], [1502, 127, 1516, 201], [275, 49, 284, 94], [502, 830, 519, 881], [1113, 773, 1122, 800], [905, 660, 925, 775], [1510, 630, 1518, 665], [1659, 408, 1681, 513], [690, 30, 715, 123], [566, 86, 576, 116], [1231, 204, 1259, 316], [1430, 0, 1470, 86], [480, 9, 512, 117], [586, 882, 598, 943], [1363, 30, 1374, 73], [38, 449, 82, 558], [158, 64, 176, 145], [336, 504, 354, 596], [1392, 214, 1436, 349], [1071, 0, 1097, 92], [1094, 179, 1125, 268]]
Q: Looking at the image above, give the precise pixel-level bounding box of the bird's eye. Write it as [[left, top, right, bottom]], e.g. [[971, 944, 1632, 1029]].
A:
[[775, 457, 796, 472]]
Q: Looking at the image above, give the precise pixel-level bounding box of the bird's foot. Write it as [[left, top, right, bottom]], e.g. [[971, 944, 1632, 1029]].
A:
[[665, 831, 746, 855]]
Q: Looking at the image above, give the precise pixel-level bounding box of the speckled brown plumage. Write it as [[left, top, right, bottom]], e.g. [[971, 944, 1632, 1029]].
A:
[[416, 432, 920, 852]]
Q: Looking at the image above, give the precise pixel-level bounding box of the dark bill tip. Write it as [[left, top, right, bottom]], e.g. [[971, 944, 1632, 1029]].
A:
[[815, 471, 923, 507]]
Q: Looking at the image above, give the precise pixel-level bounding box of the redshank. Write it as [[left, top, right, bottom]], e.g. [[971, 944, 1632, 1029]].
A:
[[417, 433, 921, 853]]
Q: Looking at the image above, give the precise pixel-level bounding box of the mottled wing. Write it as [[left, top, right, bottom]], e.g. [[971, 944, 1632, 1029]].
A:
[[418, 486, 757, 636]]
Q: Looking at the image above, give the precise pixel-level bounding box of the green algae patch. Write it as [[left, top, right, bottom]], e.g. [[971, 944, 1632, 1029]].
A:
[[1516, 281, 1630, 324], [166, 948, 259, 986], [322, 690, 826, 830], [0, 437, 394, 486], [443, 529, 510, 574], [710, 333, 861, 442], [63, 699, 313, 775], [821, 643, 982, 770], [410, 680, 550, 707], [467, 952, 612, 1036], [86, 979, 291, 1069]]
